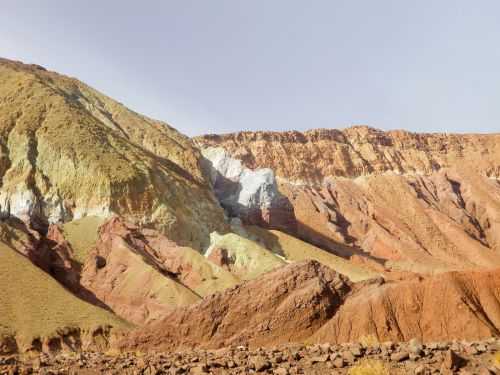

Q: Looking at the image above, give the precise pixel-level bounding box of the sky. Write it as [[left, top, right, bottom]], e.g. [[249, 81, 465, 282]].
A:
[[1, 1, 500, 136]]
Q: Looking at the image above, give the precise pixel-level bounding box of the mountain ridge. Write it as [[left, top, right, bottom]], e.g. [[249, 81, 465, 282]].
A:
[[1, 58, 500, 375]]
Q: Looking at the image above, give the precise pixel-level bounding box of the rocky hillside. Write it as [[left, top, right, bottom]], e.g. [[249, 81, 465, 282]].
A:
[[196, 128, 500, 275], [1, 57, 500, 368], [119, 261, 500, 352], [0, 58, 232, 350], [196, 127, 500, 183], [0, 58, 225, 250], [0, 220, 129, 354]]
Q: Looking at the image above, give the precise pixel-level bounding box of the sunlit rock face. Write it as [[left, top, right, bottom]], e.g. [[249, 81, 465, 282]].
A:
[[196, 128, 500, 274], [201, 147, 296, 232], [0, 58, 226, 249]]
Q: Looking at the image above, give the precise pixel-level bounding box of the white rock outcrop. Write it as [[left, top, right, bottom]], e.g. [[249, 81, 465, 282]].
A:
[[201, 147, 295, 230]]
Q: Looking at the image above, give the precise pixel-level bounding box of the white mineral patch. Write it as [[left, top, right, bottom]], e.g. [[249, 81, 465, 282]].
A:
[[0, 189, 38, 220], [201, 147, 281, 215], [201, 147, 243, 184], [72, 205, 111, 221], [0, 186, 112, 225]]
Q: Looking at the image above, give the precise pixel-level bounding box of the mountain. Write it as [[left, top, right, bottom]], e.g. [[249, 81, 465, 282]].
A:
[[0, 58, 225, 250], [118, 260, 353, 351], [196, 127, 500, 181], [1, 58, 500, 372], [0, 58, 232, 349], [196, 127, 500, 275]]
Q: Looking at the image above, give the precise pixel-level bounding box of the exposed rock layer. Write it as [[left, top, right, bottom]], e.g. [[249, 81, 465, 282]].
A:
[[0, 223, 127, 354], [120, 262, 500, 351], [119, 261, 352, 351], [313, 268, 500, 343], [201, 147, 295, 231], [196, 127, 500, 182], [45, 216, 240, 325], [197, 128, 500, 274]]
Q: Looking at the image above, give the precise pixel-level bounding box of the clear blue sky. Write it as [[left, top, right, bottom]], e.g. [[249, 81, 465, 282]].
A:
[[2, 1, 500, 136]]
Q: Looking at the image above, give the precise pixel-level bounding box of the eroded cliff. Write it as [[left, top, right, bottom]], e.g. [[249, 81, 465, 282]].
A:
[[197, 128, 500, 274]]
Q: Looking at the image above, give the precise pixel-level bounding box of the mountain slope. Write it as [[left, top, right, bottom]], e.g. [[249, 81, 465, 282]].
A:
[[197, 128, 500, 274], [118, 261, 500, 351], [0, 239, 128, 353], [0, 58, 226, 249], [312, 268, 500, 343], [118, 260, 352, 351]]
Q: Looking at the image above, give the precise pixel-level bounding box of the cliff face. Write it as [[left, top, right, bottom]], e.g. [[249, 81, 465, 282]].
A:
[[197, 128, 500, 274], [0, 58, 226, 249], [196, 127, 500, 183]]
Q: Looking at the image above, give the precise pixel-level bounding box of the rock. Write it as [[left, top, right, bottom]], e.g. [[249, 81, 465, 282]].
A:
[[391, 351, 410, 362], [465, 346, 478, 355], [414, 365, 428, 375], [250, 356, 271, 372], [438, 342, 450, 350], [450, 342, 462, 352], [350, 344, 363, 357], [442, 350, 467, 371], [312, 269, 500, 344], [341, 351, 356, 364], [144, 365, 158, 375], [409, 338, 424, 355], [332, 358, 345, 368], [273, 368, 289, 375], [476, 344, 488, 353], [190, 365, 209, 374], [78, 217, 204, 325], [477, 367, 495, 375], [308, 354, 329, 364], [409, 353, 421, 361], [427, 343, 438, 350], [118, 261, 352, 351], [319, 344, 331, 354], [201, 147, 296, 231]]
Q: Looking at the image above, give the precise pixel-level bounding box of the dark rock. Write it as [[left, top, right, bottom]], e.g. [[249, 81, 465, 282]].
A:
[[442, 350, 466, 371]]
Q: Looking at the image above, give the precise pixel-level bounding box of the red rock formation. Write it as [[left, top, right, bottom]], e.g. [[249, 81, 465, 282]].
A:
[[197, 128, 500, 274], [118, 262, 500, 351], [42, 216, 239, 325], [312, 268, 500, 343], [78, 217, 201, 324], [118, 260, 352, 351], [196, 127, 500, 182]]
